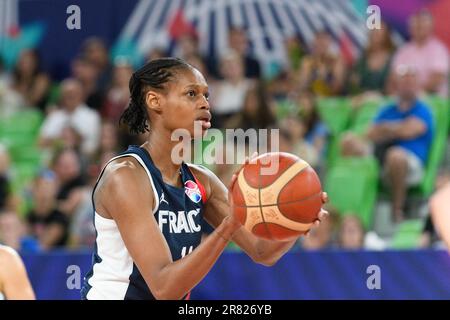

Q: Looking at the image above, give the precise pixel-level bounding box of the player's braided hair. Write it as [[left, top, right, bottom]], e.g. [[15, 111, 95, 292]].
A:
[[120, 57, 192, 134]]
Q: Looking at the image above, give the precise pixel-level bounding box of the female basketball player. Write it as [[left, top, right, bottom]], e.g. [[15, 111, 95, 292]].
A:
[[81, 58, 328, 300], [0, 245, 35, 300]]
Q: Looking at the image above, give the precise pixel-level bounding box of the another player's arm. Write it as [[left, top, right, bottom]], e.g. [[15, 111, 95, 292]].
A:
[[0, 246, 35, 300], [96, 159, 241, 300], [430, 182, 450, 249]]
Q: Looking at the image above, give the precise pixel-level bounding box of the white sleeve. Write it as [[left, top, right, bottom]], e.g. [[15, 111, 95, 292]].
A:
[[81, 111, 101, 155], [39, 112, 64, 139]]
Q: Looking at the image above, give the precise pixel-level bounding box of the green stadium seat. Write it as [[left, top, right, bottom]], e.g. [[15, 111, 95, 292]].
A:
[[390, 219, 424, 249], [328, 98, 389, 167], [349, 99, 385, 136], [274, 99, 298, 121], [0, 109, 43, 136], [317, 97, 352, 136], [11, 162, 39, 192], [324, 156, 379, 229], [47, 83, 61, 106], [317, 97, 352, 167]]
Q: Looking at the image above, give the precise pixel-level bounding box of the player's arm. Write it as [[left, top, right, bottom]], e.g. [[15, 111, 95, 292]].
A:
[[97, 159, 241, 300], [430, 182, 450, 249], [195, 164, 327, 267], [0, 246, 35, 300]]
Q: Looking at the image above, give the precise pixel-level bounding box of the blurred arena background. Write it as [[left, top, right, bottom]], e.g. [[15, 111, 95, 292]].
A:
[[1, 0, 450, 299]]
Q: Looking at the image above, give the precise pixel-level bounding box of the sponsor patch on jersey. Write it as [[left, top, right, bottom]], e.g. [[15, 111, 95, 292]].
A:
[[184, 180, 202, 203]]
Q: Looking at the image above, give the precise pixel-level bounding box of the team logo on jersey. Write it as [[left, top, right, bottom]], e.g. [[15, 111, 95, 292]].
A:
[[184, 180, 202, 203], [159, 192, 169, 205]]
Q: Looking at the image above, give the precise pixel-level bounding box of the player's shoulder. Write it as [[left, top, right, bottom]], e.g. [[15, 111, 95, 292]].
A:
[[97, 156, 151, 197], [186, 164, 218, 188], [186, 163, 210, 175], [0, 245, 18, 259], [0, 246, 21, 271], [103, 157, 147, 182]]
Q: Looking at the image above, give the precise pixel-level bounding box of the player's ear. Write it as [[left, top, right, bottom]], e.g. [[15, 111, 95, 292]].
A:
[[146, 90, 163, 114]]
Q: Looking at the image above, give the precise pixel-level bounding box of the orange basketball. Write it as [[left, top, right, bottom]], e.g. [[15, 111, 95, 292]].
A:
[[231, 152, 323, 241]]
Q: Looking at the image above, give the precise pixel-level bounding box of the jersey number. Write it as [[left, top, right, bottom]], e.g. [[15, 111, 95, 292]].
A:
[[181, 246, 193, 258]]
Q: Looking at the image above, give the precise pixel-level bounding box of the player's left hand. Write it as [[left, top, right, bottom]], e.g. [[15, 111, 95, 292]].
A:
[[305, 192, 329, 237]]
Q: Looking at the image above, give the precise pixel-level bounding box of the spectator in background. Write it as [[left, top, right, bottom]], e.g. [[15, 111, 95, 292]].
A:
[[266, 35, 308, 104], [337, 215, 365, 250], [0, 56, 21, 117], [59, 125, 83, 153], [71, 56, 104, 111], [51, 148, 86, 217], [26, 171, 69, 250], [0, 210, 32, 252], [227, 27, 261, 79], [341, 66, 434, 223], [296, 91, 328, 162], [300, 209, 335, 250], [70, 151, 112, 249], [0, 56, 7, 82], [39, 79, 101, 157], [267, 70, 298, 104], [285, 34, 308, 72], [278, 118, 319, 168], [207, 27, 261, 79], [146, 48, 167, 62], [299, 31, 346, 96], [224, 81, 276, 130], [101, 59, 133, 124], [210, 51, 253, 128], [80, 37, 112, 92], [0, 145, 14, 211], [176, 32, 208, 70], [349, 20, 395, 95], [93, 121, 120, 167], [11, 49, 51, 111], [391, 10, 449, 97], [336, 214, 386, 250], [419, 215, 438, 248]]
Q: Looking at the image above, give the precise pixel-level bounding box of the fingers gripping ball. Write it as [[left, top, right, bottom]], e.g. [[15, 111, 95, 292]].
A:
[[231, 152, 322, 241]]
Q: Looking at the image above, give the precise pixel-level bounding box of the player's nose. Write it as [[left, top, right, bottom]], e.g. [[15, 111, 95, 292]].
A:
[[199, 96, 210, 111]]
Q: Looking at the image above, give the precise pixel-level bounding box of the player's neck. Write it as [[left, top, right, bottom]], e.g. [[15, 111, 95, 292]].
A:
[[144, 130, 184, 185]]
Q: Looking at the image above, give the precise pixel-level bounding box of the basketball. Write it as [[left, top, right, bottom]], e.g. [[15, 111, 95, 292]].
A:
[[231, 152, 323, 241]]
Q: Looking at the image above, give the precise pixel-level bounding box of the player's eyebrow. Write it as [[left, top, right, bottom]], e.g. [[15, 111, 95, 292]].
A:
[[184, 84, 208, 90]]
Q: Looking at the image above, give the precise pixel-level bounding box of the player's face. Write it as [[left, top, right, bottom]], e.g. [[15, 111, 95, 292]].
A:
[[162, 67, 211, 138]]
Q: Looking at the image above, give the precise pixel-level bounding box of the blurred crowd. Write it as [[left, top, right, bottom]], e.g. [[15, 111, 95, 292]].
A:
[[0, 9, 449, 252]]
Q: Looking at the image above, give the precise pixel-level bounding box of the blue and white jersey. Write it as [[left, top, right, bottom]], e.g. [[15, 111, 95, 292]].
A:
[[81, 145, 206, 300]]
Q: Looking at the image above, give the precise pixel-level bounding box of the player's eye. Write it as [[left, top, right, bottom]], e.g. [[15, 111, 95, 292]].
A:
[[187, 90, 196, 97], [204, 92, 210, 100]]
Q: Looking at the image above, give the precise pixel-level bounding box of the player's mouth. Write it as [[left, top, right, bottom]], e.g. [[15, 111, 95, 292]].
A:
[[196, 113, 212, 130]]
